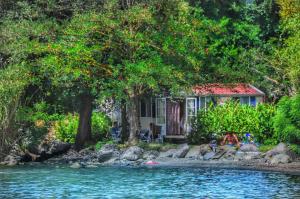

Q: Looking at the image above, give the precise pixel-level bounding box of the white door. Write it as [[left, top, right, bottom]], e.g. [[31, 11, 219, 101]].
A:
[[186, 98, 197, 132], [156, 98, 166, 135]]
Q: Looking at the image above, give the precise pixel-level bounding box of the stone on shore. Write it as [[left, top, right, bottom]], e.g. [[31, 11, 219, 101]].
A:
[[70, 162, 81, 169], [121, 146, 144, 161], [1, 155, 20, 166], [159, 149, 177, 158], [265, 143, 288, 158], [240, 144, 258, 152], [143, 150, 159, 160], [47, 141, 71, 155], [221, 147, 236, 160], [172, 144, 189, 158], [185, 145, 202, 159], [96, 144, 120, 162], [235, 151, 261, 161], [203, 151, 215, 160], [270, 154, 291, 165], [199, 144, 212, 156]]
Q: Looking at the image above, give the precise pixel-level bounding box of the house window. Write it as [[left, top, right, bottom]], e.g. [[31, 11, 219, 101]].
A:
[[186, 98, 197, 123], [140, 98, 151, 117], [232, 97, 240, 103], [250, 96, 256, 106], [156, 98, 166, 124], [152, 99, 156, 118], [240, 96, 250, 105], [200, 97, 205, 109], [205, 96, 217, 108]]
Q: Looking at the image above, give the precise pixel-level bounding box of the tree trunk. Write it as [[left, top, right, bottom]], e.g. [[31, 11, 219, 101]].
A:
[[75, 94, 93, 150], [121, 99, 129, 143], [128, 95, 140, 145]]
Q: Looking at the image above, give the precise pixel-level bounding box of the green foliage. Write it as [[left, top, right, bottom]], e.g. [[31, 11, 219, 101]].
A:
[[91, 112, 111, 139], [54, 112, 111, 143], [259, 144, 277, 153], [273, 94, 300, 144], [95, 140, 114, 151], [137, 142, 177, 152], [188, 101, 276, 144], [0, 65, 30, 157], [289, 144, 300, 155], [16, 102, 64, 149], [54, 114, 79, 144]]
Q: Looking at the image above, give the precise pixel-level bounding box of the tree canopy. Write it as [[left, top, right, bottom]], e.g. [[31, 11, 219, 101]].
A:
[[0, 0, 299, 150]]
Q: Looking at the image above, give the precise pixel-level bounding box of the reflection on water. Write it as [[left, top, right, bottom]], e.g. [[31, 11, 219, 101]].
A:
[[0, 165, 300, 199]]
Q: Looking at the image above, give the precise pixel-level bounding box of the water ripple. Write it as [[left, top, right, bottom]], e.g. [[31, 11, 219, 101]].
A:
[[0, 165, 299, 199]]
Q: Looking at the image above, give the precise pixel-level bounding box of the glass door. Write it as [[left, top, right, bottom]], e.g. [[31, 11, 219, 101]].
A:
[[186, 98, 197, 125], [156, 98, 166, 125]]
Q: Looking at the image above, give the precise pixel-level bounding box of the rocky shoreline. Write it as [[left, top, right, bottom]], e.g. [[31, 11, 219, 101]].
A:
[[1, 142, 300, 175]]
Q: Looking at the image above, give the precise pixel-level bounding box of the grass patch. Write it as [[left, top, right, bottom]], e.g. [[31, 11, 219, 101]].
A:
[[137, 142, 177, 151], [258, 144, 276, 153], [94, 140, 114, 150], [289, 144, 300, 155]]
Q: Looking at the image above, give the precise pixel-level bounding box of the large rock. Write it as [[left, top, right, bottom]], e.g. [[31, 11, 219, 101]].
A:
[[121, 146, 144, 161], [270, 154, 291, 165], [240, 144, 258, 152], [265, 143, 288, 158], [235, 151, 261, 161], [47, 141, 71, 155], [1, 155, 20, 166], [159, 149, 177, 158], [96, 144, 120, 162], [185, 145, 202, 159], [59, 149, 83, 163], [70, 162, 81, 169], [172, 144, 189, 158], [203, 152, 216, 160], [143, 150, 159, 160], [221, 148, 237, 160], [199, 144, 212, 156], [30, 140, 72, 161]]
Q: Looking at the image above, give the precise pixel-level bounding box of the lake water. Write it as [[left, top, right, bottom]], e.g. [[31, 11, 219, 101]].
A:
[[0, 165, 300, 198]]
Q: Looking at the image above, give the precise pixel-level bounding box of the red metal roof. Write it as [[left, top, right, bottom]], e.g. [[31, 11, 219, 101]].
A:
[[192, 83, 264, 96]]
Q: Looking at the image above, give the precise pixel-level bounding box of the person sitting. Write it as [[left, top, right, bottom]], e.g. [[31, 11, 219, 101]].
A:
[[243, 133, 255, 144], [221, 132, 240, 147]]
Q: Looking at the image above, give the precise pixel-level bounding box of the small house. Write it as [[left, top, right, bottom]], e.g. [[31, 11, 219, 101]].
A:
[[115, 83, 265, 140]]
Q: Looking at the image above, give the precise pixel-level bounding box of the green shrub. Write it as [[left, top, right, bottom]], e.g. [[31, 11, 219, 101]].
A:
[[273, 94, 300, 144], [188, 101, 276, 144], [91, 112, 111, 140], [289, 144, 300, 155], [259, 144, 276, 153], [16, 102, 64, 148], [54, 112, 111, 144], [95, 140, 114, 151], [54, 113, 78, 143]]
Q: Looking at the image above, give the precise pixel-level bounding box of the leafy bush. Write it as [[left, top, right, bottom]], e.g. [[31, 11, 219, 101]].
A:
[[273, 94, 300, 144], [91, 112, 111, 140], [188, 101, 276, 144], [95, 140, 114, 151], [16, 102, 64, 149], [54, 113, 78, 143], [54, 112, 111, 144], [0, 65, 29, 158]]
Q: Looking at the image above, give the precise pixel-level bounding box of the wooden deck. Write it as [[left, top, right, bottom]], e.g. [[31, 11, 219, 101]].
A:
[[164, 135, 188, 144]]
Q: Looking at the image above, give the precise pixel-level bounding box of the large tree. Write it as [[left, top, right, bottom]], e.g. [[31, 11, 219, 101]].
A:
[[35, 13, 114, 149]]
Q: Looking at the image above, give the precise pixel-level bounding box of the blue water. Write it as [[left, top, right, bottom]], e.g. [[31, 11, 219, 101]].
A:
[[0, 165, 300, 199]]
